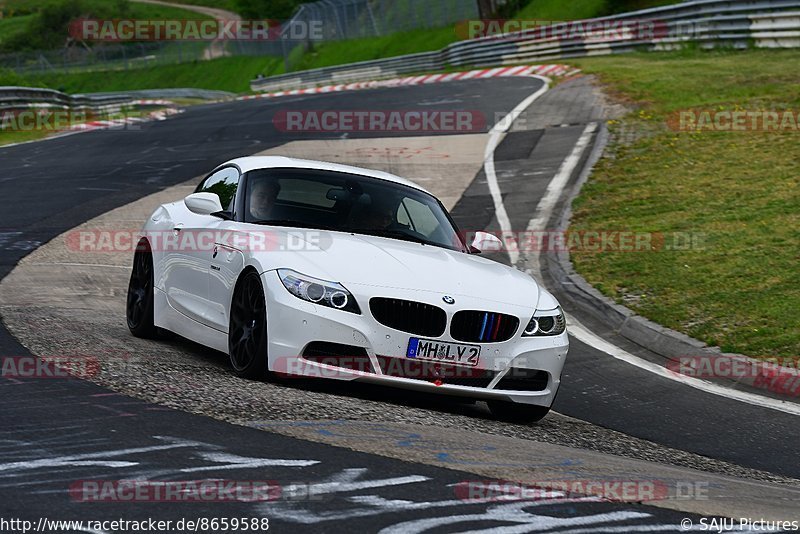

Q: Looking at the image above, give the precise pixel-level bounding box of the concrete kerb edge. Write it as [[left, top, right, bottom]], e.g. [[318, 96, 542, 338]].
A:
[[539, 116, 800, 398]]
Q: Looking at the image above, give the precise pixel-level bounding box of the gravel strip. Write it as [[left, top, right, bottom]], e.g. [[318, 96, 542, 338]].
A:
[[3, 304, 799, 488]]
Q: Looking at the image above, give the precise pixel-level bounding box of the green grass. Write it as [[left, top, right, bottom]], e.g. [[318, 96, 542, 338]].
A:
[[566, 49, 800, 358], [12, 24, 459, 94], [0, 67, 33, 86], [0, 13, 33, 46], [0, 0, 688, 94], [0, 127, 55, 145], [126, 2, 215, 20], [572, 49, 800, 113], [0, 0, 213, 52], [515, 0, 682, 20], [141, 0, 240, 13], [0, 106, 159, 146], [289, 26, 459, 72], [254, 0, 684, 74], [1, 0, 212, 18], [25, 55, 283, 93], [515, 0, 609, 21]]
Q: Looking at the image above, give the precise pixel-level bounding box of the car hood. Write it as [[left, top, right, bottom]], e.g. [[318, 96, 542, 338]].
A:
[[253, 227, 540, 308]]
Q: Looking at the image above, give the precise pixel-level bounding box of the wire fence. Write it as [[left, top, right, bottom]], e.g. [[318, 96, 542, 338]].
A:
[[0, 41, 283, 76], [2, 42, 199, 76], [286, 0, 478, 41]]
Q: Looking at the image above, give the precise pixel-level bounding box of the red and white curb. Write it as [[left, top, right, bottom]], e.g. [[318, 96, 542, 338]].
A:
[[130, 99, 176, 106], [67, 107, 183, 132], [241, 64, 580, 101], [21, 99, 176, 111]]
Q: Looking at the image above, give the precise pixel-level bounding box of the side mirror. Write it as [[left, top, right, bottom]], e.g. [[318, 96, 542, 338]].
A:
[[470, 231, 503, 253], [184, 192, 223, 216]]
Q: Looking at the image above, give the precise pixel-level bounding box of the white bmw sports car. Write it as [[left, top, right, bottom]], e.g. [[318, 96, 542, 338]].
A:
[[127, 156, 568, 422]]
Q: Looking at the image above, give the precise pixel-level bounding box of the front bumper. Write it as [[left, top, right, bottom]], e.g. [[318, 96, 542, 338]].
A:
[[261, 271, 568, 406]]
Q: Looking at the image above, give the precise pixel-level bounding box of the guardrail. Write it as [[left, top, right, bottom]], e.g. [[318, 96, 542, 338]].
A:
[[250, 51, 443, 93], [0, 87, 133, 112], [0, 87, 233, 112], [251, 0, 800, 92]]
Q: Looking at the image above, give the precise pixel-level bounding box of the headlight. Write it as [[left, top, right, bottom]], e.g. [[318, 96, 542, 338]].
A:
[[522, 307, 566, 336], [278, 269, 361, 314]]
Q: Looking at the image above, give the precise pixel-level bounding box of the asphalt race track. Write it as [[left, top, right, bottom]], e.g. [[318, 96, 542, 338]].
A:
[[1, 77, 799, 530], [2, 376, 703, 531]]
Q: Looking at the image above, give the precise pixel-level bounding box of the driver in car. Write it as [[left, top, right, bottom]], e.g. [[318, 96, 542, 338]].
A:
[[249, 180, 280, 220], [358, 198, 403, 230]]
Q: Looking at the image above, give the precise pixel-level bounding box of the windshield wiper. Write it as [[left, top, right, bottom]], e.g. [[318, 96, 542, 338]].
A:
[[347, 227, 434, 246], [251, 219, 335, 231]]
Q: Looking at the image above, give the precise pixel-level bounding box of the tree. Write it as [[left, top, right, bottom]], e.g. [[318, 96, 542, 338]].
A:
[[235, 0, 305, 20]]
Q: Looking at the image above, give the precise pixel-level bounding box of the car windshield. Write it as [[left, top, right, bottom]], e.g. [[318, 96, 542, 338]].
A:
[[243, 168, 466, 251]]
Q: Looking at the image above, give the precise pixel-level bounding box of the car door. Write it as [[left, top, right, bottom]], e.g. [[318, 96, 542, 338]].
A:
[[207, 222, 246, 332], [165, 166, 240, 328]]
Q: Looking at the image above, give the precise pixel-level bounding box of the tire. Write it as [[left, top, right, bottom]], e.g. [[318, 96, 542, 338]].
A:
[[126, 240, 159, 338], [487, 400, 551, 423], [228, 270, 268, 379]]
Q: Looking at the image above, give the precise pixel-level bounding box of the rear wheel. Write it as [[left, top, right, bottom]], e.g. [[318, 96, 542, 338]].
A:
[[228, 270, 268, 379], [487, 400, 551, 423], [126, 240, 158, 338]]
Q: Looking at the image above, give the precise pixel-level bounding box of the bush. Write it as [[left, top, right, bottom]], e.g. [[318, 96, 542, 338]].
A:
[[0, 67, 34, 86], [2, 0, 132, 52], [234, 0, 304, 20]]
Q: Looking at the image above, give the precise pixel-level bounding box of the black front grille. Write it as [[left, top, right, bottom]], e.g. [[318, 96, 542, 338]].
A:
[[494, 368, 549, 391], [301, 341, 374, 373], [369, 298, 446, 337], [451, 310, 519, 343], [375, 355, 496, 388]]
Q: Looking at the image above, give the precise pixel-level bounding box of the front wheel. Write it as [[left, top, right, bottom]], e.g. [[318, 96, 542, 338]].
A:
[[487, 400, 551, 423], [126, 240, 158, 338], [228, 271, 268, 379]]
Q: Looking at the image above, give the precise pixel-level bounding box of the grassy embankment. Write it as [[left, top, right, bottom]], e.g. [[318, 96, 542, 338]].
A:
[[1, 0, 681, 94], [566, 48, 799, 358]]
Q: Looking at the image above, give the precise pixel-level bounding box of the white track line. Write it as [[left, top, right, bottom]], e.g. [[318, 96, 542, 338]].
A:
[[567, 317, 800, 417], [489, 85, 800, 417], [527, 122, 597, 234], [483, 76, 551, 267]]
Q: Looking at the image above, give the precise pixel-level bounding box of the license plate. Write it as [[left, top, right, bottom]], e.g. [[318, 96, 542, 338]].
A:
[[406, 338, 481, 367]]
